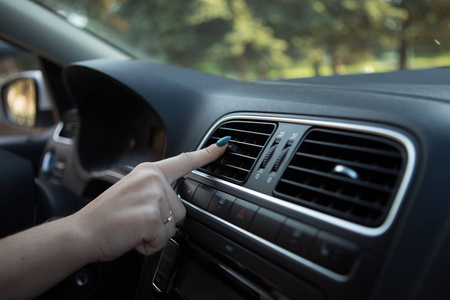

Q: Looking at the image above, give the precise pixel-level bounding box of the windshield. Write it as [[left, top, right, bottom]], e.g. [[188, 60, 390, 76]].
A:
[[33, 0, 450, 80]]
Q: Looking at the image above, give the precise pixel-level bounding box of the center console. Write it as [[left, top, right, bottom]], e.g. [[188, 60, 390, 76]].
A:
[[135, 114, 415, 300]]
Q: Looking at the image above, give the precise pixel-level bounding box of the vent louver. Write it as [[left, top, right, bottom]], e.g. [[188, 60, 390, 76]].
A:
[[274, 128, 406, 227], [199, 120, 276, 184]]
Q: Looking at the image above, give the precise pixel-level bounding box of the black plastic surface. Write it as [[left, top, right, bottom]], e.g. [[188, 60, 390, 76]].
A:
[[60, 59, 450, 300], [34, 178, 90, 224], [0, 147, 35, 238], [183, 218, 325, 300], [249, 207, 286, 243], [192, 184, 216, 210]]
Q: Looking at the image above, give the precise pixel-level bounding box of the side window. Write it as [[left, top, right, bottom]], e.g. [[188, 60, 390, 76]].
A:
[[0, 39, 54, 136]]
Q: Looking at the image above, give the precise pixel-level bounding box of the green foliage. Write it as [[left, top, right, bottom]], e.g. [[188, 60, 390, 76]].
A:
[[35, 0, 450, 79]]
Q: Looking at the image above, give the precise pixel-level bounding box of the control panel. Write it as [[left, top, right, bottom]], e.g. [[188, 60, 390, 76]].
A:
[[177, 178, 359, 276]]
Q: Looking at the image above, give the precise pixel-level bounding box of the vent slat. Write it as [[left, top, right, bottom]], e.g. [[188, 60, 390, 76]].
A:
[[217, 127, 272, 137], [278, 179, 385, 212], [222, 163, 252, 172], [199, 120, 276, 184], [274, 128, 406, 227], [210, 136, 266, 148], [276, 180, 383, 223], [304, 139, 401, 158], [228, 139, 265, 149], [296, 153, 399, 175], [227, 152, 258, 162], [286, 165, 393, 193]]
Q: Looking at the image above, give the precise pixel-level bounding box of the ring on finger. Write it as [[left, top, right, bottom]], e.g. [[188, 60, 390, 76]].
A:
[[163, 210, 174, 225]]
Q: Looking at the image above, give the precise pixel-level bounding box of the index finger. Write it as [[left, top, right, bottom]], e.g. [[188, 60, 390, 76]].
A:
[[154, 137, 230, 183]]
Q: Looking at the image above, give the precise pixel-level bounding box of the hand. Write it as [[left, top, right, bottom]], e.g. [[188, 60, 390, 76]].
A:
[[72, 142, 228, 262]]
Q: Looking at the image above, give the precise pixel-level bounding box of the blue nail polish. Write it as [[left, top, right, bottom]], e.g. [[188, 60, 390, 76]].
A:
[[216, 136, 231, 146]]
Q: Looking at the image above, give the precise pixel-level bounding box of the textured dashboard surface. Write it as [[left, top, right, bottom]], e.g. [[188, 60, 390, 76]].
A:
[[61, 59, 450, 300]]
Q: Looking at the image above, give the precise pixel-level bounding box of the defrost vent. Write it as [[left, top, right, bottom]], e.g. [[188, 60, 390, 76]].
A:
[[274, 128, 406, 227], [199, 120, 276, 184]]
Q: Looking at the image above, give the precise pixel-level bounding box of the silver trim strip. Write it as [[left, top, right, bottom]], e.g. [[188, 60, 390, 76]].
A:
[[52, 122, 73, 145], [152, 282, 162, 293], [182, 200, 353, 282], [193, 114, 416, 237]]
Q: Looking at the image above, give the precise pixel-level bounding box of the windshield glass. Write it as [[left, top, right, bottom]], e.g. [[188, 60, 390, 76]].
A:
[[33, 0, 450, 80]]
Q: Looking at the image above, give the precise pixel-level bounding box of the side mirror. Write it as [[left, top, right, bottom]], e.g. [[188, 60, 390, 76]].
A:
[[1, 70, 54, 129]]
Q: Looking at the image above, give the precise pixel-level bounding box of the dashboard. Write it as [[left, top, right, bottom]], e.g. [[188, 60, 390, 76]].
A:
[[40, 59, 450, 300]]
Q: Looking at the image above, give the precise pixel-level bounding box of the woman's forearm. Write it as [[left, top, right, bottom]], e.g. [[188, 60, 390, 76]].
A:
[[0, 214, 93, 299], [0, 140, 228, 299]]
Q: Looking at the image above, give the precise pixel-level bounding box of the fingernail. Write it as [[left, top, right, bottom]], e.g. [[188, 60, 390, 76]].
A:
[[216, 136, 231, 147]]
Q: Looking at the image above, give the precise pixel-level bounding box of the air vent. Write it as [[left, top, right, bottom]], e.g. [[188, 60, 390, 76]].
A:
[[59, 109, 80, 140], [199, 120, 276, 184], [274, 128, 406, 227]]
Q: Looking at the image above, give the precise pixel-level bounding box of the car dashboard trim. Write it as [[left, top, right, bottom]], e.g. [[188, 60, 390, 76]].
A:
[[181, 198, 354, 282], [193, 114, 416, 237]]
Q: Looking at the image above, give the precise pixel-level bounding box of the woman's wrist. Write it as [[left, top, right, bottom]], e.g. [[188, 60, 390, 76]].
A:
[[62, 212, 99, 264]]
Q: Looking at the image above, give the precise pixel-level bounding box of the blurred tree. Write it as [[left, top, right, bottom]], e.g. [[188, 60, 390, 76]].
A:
[[208, 0, 291, 78], [393, 0, 450, 69], [34, 0, 450, 78], [115, 0, 290, 78], [258, 0, 407, 75]]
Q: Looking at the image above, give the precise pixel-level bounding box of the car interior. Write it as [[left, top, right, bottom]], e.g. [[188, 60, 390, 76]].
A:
[[1, 1, 450, 300]]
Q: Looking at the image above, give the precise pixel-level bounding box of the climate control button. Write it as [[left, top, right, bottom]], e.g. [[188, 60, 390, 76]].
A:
[[192, 184, 216, 209], [276, 219, 318, 258], [207, 191, 236, 219]]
